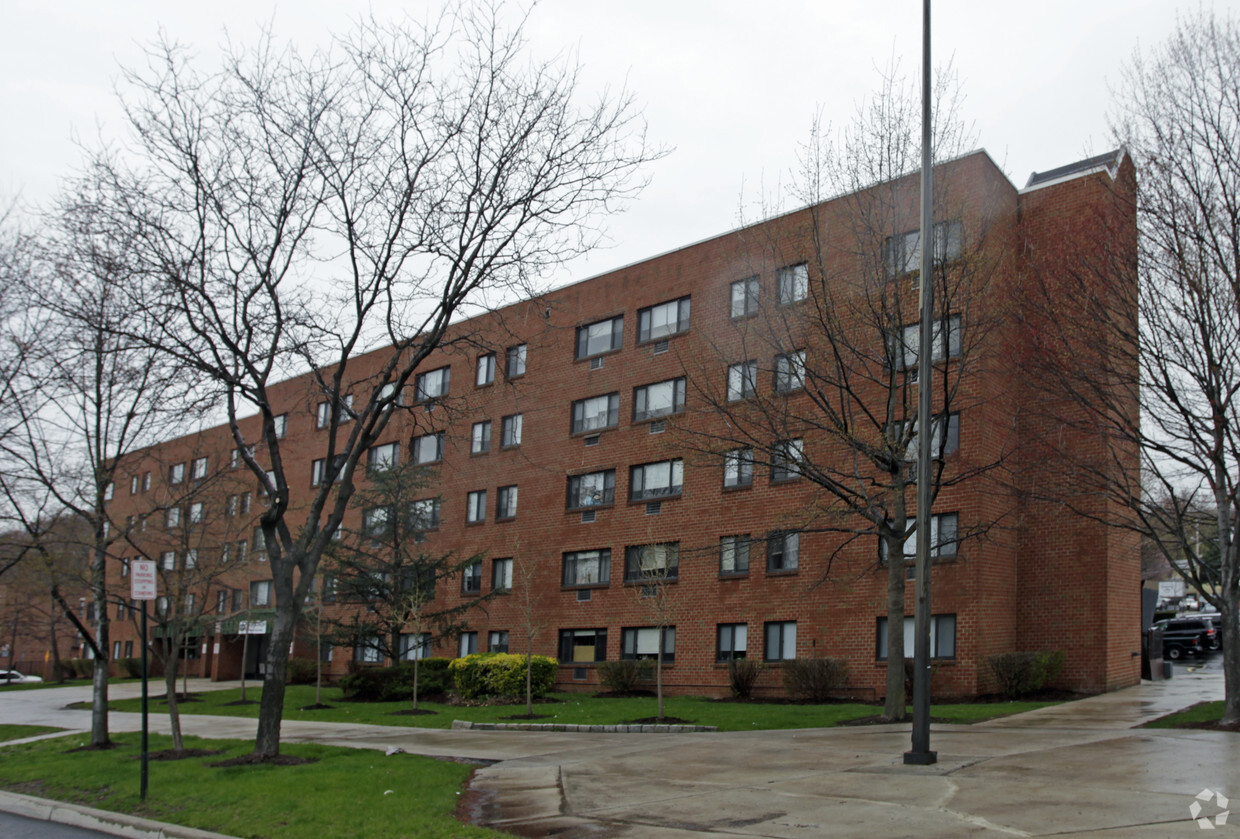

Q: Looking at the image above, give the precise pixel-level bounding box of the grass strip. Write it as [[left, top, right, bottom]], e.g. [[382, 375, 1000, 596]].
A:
[[1143, 700, 1224, 728], [102, 685, 1057, 730], [0, 724, 64, 742], [0, 732, 503, 839]]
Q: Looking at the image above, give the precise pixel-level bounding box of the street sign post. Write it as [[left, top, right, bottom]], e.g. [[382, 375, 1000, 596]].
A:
[[130, 560, 156, 800]]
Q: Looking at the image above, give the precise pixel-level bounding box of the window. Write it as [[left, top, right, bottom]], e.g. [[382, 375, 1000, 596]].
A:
[[189, 502, 204, 524], [409, 498, 441, 531], [765, 621, 797, 661], [216, 590, 228, 614], [562, 549, 610, 587], [566, 470, 615, 509], [496, 485, 518, 520], [877, 614, 956, 660], [489, 630, 509, 653], [250, 580, 272, 607], [166, 507, 181, 529], [462, 560, 483, 594], [459, 632, 478, 657], [621, 627, 675, 662], [506, 344, 527, 378], [233, 590, 245, 611], [363, 506, 393, 540], [354, 636, 383, 663], [315, 402, 331, 429], [501, 414, 523, 448], [121, 558, 130, 577], [891, 314, 963, 371], [774, 350, 806, 393], [184, 549, 197, 569], [161, 550, 177, 570], [471, 420, 491, 454], [903, 413, 960, 461], [767, 531, 800, 572], [476, 353, 496, 386], [376, 382, 403, 410], [235, 540, 248, 563], [882, 513, 960, 561], [190, 456, 208, 480], [492, 557, 513, 591], [771, 439, 805, 482], [633, 377, 686, 422], [629, 459, 683, 501], [575, 315, 624, 359], [142, 471, 151, 491], [466, 490, 487, 524], [571, 392, 619, 434], [637, 296, 691, 343], [400, 632, 432, 661], [730, 277, 759, 318], [411, 432, 444, 465], [169, 463, 186, 485], [884, 220, 962, 278], [727, 361, 757, 401], [130, 475, 139, 495], [776, 263, 808, 305], [717, 623, 748, 661], [368, 442, 399, 472], [558, 628, 607, 663], [720, 535, 751, 575], [624, 542, 679, 582], [273, 414, 288, 439], [311, 454, 347, 486], [724, 448, 754, 488], [315, 395, 354, 429], [415, 366, 451, 401], [253, 526, 266, 556]]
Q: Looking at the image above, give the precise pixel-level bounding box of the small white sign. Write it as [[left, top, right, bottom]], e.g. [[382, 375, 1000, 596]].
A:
[[130, 560, 157, 601], [213, 642, 221, 654], [238, 620, 267, 635]]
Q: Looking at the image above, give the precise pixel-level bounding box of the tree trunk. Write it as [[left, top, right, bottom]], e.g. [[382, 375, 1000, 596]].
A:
[[656, 645, 664, 720], [48, 606, 63, 683], [164, 644, 183, 752], [412, 656, 420, 712], [253, 607, 296, 759], [1220, 596, 1240, 725], [525, 651, 533, 717], [90, 543, 110, 747], [882, 531, 906, 721]]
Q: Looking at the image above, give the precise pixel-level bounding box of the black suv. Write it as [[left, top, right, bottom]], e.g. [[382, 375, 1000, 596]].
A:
[[1154, 617, 1217, 659]]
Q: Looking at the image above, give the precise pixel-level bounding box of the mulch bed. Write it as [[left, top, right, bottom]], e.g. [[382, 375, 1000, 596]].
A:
[[299, 703, 336, 711], [221, 699, 259, 706]]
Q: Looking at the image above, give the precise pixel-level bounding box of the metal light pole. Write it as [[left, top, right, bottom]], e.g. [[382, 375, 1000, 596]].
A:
[[904, 0, 938, 766]]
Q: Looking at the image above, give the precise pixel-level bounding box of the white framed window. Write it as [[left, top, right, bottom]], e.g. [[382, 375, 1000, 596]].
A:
[[766, 531, 800, 572], [558, 628, 607, 663], [471, 420, 492, 454], [311, 454, 346, 487], [562, 549, 610, 587], [723, 448, 754, 488], [250, 580, 272, 607], [488, 630, 509, 653], [720, 535, 751, 575], [354, 636, 383, 663], [621, 626, 675, 662], [727, 361, 757, 401], [891, 314, 963, 371], [730, 277, 759, 318], [103, 482, 114, 502], [466, 490, 487, 524], [774, 350, 806, 393], [717, 623, 748, 661], [411, 432, 443, 465], [575, 315, 624, 359], [764, 621, 797, 661], [566, 470, 615, 509], [143, 471, 152, 491], [161, 550, 177, 570], [169, 463, 186, 485], [415, 366, 451, 401], [376, 381, 403, 410], [884, 220, 962, 278], [629, 459, 683, 501], [476, 353, 496, 386], [571, 392, 619, 434], [771, 439, 804, 482], [903, 413, 960, 461], [458, 631, 478, 657], [877, 614, 956, 660], [633, 377, 686, 422], [637, 296, 691, 343], [461, 560, 483, 594], [882, 513, 960, 561], [315, 396, 353, 429], [272, 414, 288, 439], [368, 442, 399, 472], [399, 632, 432, 661], [188, 502, 204, 524], [315, 401, 331, 429], [776, 263, 808, 305], [501, 414, 523, 448], [363, 506, 392, 540], [130, 475, 139, 495], [409, 498, 441, 531], [506, 344, 527, 378], [624, 542, 679, 582], [191, 456, 208, 480], [496, 485, 518, 520], [184, 549, 197, 569], [492, 557, 513, 591], [166, 507, 181, 529]]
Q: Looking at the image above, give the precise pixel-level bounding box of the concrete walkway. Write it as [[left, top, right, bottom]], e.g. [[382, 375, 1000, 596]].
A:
[[0, 673, 1236, 837]]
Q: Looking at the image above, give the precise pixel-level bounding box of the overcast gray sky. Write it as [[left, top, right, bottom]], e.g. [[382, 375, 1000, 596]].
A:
[[0, 0, 1223, 287]]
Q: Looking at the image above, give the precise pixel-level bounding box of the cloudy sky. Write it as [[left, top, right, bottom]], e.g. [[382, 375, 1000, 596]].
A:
[[0, 0, 1219, 287]]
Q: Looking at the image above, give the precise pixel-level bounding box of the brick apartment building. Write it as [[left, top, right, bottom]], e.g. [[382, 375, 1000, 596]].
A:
[[99, 148, 1141, 700]]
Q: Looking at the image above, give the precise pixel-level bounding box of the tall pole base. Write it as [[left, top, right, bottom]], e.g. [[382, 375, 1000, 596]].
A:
[[903, 749, 938, 766]]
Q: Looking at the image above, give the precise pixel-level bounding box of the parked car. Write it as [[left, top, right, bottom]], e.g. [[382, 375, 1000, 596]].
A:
[[1154, 617, 1216, 659], [0, 669, 43, 684], [1201, 612, 1223, 650]]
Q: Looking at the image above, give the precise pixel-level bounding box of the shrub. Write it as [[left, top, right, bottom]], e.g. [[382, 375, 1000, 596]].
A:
[[985, 651, 1065, 698], [339, 658, 453, 701], [727, 658, 762, 699], [449, 652, 556, 699], [781, 657, 849, 702], [285, 657, 318, 685], [64, 659, 90, 679], [119, 658, 143, 679], [595, 659, 653, 694]]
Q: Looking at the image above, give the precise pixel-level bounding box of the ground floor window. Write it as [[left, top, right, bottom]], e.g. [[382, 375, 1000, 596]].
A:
[[764, 621, 797, 661], [400, 632, 431, 660], [459, 631, 478, 657], [875, 614, 956, 660], [354, 636, 383, 663], [489, 630, 509, 653], [716, 623, 748, 661], [620, 626, 675, 663], [558, 628, 607, 663]]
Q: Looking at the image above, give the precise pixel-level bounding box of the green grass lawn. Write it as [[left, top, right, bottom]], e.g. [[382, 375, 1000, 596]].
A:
[[0, 732, 503, 839], [0, 724, 64, 742], [1144, 700, 1223, 728], [101, 684, 1059, 730]]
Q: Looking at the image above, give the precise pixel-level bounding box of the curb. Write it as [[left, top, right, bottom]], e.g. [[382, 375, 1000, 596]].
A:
[[0, 790, 239, 839], [451, 719, 717, 733]]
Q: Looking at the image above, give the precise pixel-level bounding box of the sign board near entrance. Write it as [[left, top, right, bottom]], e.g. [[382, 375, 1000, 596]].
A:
[[131, 560, 157, 601], [238, 621, 267, 635]]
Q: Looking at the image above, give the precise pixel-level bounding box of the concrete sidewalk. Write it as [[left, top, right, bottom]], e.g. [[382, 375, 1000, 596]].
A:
[[0, 673, 1234, 837]]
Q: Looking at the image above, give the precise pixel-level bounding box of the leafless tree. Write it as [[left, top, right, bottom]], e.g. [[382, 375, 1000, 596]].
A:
[[627, 544, 680, 721], [1023, 9, 1240, 723], [509, 546, 548, 717], [678, 64, 1006, 719], [81, 3, 656, 758]]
